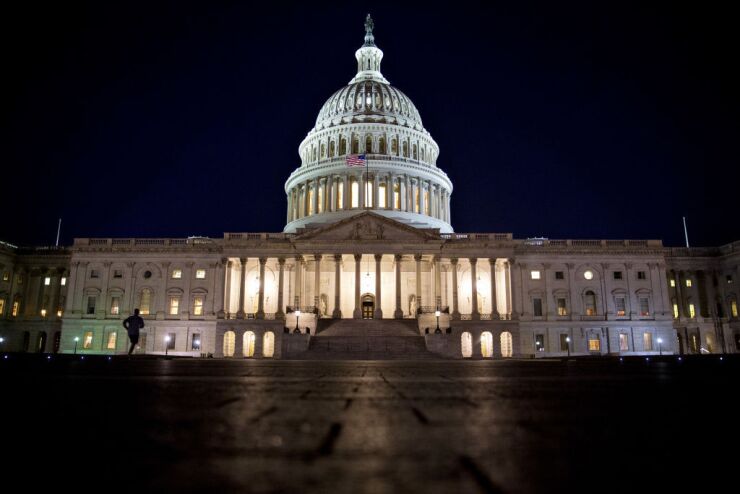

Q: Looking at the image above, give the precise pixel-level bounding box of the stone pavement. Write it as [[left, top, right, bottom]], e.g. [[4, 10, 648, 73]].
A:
[[1, 355, 738, 493]]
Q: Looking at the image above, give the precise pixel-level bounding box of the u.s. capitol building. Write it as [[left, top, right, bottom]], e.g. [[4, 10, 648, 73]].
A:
[[1, 17, 738, 359]]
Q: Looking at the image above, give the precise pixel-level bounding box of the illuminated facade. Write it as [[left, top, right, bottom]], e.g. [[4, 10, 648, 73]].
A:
[[1, 17, 739, 358]]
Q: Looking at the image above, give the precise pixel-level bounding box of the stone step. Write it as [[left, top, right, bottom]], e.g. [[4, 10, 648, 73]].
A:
[[293, 336, 436, 360], [317, 318, 419, 337]]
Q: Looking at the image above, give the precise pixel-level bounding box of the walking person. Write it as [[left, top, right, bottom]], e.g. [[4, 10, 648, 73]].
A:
[[123, 308, 145, 355]]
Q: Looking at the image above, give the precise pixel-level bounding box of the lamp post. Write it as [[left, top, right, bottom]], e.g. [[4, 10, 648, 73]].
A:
[[435, 310, 441, 333], [295, 310, 301, 333], [164, 335, 171, 356], [566, 336, 571, 357], [73, 336, 79, 355], [657, 337, 663, 356]]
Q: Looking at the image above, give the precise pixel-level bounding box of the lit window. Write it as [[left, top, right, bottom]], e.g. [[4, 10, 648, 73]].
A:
[[393, 182, 400, 209], [337, 181, 344, 210], [107, 332, 117, 350], [12, 301, 20, 317], [379, 183, 387, 208], [616, 297, 626, 317], [2, 272, 8, 281], [110, 297, 120, 315], [584, 291, 597, 316], [533, 298, 543, 317], [139, 289, 151, 315], [643, 332, 653, 351], [318, 186, 324, 213], [0, 299, 5, 316], [588, 338, 600, 351], [670, 279, 675, 287], [169, 297, 180, 315], [732, 300, 738, 318], [559, 334, 570, 352], [172, 269, 182, 279], [166, 333, 176, 350], [688, 303, 695, 318], [619, 334, 629, 352], [686, 279, 692, 288], [196, 269, 206, 279], [351, 180, 359, 208], [530, 270, 541, 280], [57, 310, 63, 317], [557, 298, 567, 316], [727, 275, 734, 284], [44, 277, 51, 286], [83, 331, 94, 349], [480, 331, 493, 358], [584, 270, 593, 280], [263, 331, 275, 358], [639, 297, 650, 316], [535, 334, 545, 352], [191, 333, 201, 351], [193, 296, 204, 316], [365, 181, 373, 208], [673, 303, 679, 319], [61, 277, 66, 286]]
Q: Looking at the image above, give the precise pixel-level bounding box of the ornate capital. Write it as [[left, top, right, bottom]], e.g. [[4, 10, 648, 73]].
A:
[[469, 257, 478, 265], [374, 254, 383, 262], [394, 254, 403, 262], [414, 253, 423, 262], [278, 257, 286, 265], [259, 257, 268, 265], [240, 258, 248, 265], [220, 257, 228, 265], [294, 255, 303, 263], [450, 257, 458, 265], [334, 254, 343, 262], [314, 254, 322, 262], [354, 254, 363, 262]]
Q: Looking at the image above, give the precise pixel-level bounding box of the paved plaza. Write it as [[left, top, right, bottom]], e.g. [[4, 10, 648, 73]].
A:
[[2, 355, 738, 493]]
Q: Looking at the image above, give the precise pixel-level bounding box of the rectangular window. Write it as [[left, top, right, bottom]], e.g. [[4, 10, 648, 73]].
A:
[[44, 277, 51, 286], [414, 186, 419, 212], [559, 334, 570, 352], [350, 180, 359, 208], [643, 332, 653, 351], [2, 272, 8, 281], [557, 298, 567, 316], [727, 275, 733, 284], [555, 271, 564, 280], [673, 303, 679, 319], [588, 338, 600, 352], [193, 296, 204, 316], [639, 297, 650, 316], [17, 274, 23, 284], [637, 271, 646, 280], [12, 301, 20, 317], [83, 331, 94, 349], [87, 296, 96, 315], [169, 297, 180, 315], [379, 183, 387, 208], [615, 297, 626, 316], [533, 298, 543, 317], [172, 269, 182, 279], [393, 182, 400, 209], [670, 279, 675, 287], [688, 303, 695, 318], [337, 181, 344, 210], [110, 297, 120, 315], [732, 301, 738, 318], [0, 299, 5, 316], [90, 270, 100, 279], [196, 269, 206, 279], [535, 334, 545, 352], [686, 279, 692, 288], [619, 333, 629, 351], [530, 270, 541, 280], [166, 333, 176, 350], [61, 277, 66, 286], [613, 271, 622, 280], [107, 331, 117, 350], [113, 270, 123, 278], [191, 333, 201, 351]]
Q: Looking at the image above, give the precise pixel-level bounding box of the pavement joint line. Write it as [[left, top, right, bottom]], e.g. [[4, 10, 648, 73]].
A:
[[249, 405, 278, 424], [459, 454, 506, 494]]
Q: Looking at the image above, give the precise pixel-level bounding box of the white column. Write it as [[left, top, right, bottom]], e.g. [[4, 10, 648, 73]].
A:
[[394, 254, 403, 318], [470, 258, 480, 320], [343, 175, 350, 210], [353, 254, 362, 319], [415, 254, 422, 311], [451, 258, 459, 319], [314, 254, 322, 308], [257, 257, 266, 319], [333, 254, 342, 318], [237, 258, 247, 319], [223, 260, 233, 317], [277, 258, 285, 319], [294, 255, 303, 308], [374, 254, 383, 319], [489, 259, 499, 318], [434, 255, 441, 308]]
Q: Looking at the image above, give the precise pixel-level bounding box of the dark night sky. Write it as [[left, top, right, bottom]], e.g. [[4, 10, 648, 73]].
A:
[[2, 1, 738, 248]]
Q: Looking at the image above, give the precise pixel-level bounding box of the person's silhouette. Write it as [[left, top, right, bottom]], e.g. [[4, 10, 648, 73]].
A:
[[123, 308, 145, 355]]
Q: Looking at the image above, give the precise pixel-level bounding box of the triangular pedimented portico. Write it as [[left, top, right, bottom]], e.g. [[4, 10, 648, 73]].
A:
[[292, 211, 441, 244]]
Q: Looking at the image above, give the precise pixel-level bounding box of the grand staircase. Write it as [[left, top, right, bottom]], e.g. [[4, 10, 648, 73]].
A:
[[288, 319, 437, 360]]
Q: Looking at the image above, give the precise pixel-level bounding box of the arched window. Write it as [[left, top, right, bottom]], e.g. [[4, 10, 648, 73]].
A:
[[139, 289, 152, 315], [365, 135, 373, 153], [393, 181, 400, 209], [402, 141, 408, 158], [350, 179, 359, 208], [311, 147, 316, 162], [378, 183, 387, 208], [263, 331, 275, 357], [481, 331, 493, 358], [379, 136, 386, 154], [420, 147, 425, 161], [461, 332, 472, 358], [500, 331, 513, 357], [329, 141, 335, 157], [243, 331, 255, 357], [337, 181, 344, 210], [223, 331, 235, 357], [340, 138, 347, 155], [317, 185, 324, 214], [584, 291, 597, 316], [352, 137, 359, 154], [391, 138, 398, 155], [320, 143, 326, 159], [412, 144, 418, 160]]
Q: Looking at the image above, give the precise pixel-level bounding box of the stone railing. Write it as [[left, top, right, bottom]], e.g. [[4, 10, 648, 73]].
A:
[[440, 233, 513, 241], [225, 232, 296, 241], [519, 239, 662, 249], [75, 237, 216, 248]]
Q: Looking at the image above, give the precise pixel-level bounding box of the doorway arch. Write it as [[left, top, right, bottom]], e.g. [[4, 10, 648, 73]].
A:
[[361, 293, 375, 319], [481, 331, 493, 358], [223, 331, 235, 357], [500, 331, 513, 358], [243, 331, 255, 357], [461, 332, 472, 358]]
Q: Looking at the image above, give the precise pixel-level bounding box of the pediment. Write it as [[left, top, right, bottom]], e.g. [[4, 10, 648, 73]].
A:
[[293, 212, 438, 242]]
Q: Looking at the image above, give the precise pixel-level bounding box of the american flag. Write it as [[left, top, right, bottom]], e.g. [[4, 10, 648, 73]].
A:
[[345, 154, 366, 167]]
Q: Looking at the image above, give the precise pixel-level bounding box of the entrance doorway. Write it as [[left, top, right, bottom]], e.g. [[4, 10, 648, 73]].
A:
[[362, 294, 375, 319]]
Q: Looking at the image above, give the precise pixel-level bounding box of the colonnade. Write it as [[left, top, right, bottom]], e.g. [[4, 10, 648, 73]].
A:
[[222, 255, 513, 320], [286, 173, 451, 224]]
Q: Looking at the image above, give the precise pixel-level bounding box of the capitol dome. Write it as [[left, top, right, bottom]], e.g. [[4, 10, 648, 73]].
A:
[[284, 15, 453, 234]]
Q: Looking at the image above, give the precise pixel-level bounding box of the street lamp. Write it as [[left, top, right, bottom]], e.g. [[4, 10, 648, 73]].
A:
[[566, 336, 571, 357], [435, 310, 441, 333], [295, 310, 301, 333], [164, 335, 171, 356], [657, 337, 663, 356], [73, 336, 79, 355]]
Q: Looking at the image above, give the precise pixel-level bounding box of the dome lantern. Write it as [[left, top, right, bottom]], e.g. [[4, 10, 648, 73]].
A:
[[350, 14, 389, 85]]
